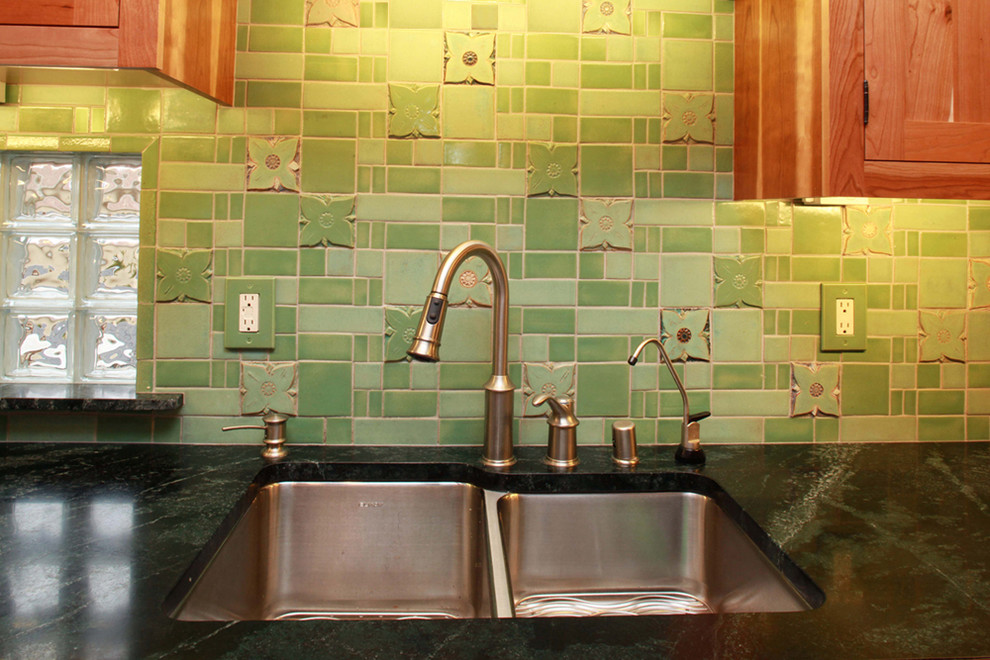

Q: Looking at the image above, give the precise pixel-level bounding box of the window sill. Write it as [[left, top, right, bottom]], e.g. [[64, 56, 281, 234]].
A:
[[0, 384, 182, 412]]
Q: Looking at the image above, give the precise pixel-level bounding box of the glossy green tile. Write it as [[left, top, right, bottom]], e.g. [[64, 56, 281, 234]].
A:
[[711, 309, 762, 362], [244, 193, 299, 247], [162, 88, 217, 133], [301, 138, 356, 192], [581, 63, 633, 89], [525, 253, 577, 278], [918, 259, 967, 308], [251, 0, 304, 24], [660, 254, 711, 307], [663, 13, 712, 38], [525, 198, 579, 250], [578, 364, 629, 416], [712, 364, 763, 389], [764, 417, 814, 443], [246, 81, 302, 108], [528, 0, 580, 33], [243, 249, 298, 276], [386, 223, 440, 249], [443, 86, 495, 139], [107, 89, 161, 133], [156, 360, 211, 387], [388, 31, 443, 81], [579, 117, 632, 143], [581, 145, 633, 197], [526, 88, 579, 115], [662, 40, 712, 90], [19, 107, 73, 133], [842, 365, 890, 416], [297, 362, 352, 415]]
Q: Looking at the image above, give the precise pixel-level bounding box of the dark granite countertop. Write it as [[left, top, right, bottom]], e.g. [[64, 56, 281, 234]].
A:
[[1, 441, 989, 659]]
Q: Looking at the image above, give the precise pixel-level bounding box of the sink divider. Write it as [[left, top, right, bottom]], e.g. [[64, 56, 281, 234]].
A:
[[483, 489, 515, 618]]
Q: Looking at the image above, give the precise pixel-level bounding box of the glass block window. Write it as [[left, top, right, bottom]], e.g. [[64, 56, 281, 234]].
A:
[[1, 152, 141, 383]]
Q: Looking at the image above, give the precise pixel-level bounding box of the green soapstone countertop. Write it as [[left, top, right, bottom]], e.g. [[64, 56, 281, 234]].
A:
[[1, 441, 989, 659]]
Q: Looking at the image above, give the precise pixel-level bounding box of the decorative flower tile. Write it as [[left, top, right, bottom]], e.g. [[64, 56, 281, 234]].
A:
[[528, 144, 578, 197], [305, 0, 359, 27], [388, 84, 441, 139], [919, 310, 965, 362], [791, 363, 839, 417], [247, 138, 300, 192], [843, 206, 893, 255], [971, 259, 990, 309], [714, 256, 763, 308], [241, 361, 297, 415], [522, 363, 575, 417], [580, 199, 632, 251], [300, 195, 356, 248], [444, 32, 496, 85], [449, 257, 492, 307], [662, 94, 714, 144], [661, 309, 711, 362], [384, 306, 421, 362], [155, 248, 212, 302], [582, 0, 631, 34]]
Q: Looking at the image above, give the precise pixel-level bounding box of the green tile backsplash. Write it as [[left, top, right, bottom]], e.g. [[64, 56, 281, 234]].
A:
[[0, 0, 988, 445]]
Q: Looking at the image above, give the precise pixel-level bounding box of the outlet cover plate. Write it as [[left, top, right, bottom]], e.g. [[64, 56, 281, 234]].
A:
[[821, 283, 867, 352], [225, 278, 275, 349]]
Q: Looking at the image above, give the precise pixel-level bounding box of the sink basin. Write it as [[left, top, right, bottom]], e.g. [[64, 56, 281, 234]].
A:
[[167, 479, 492, 620], [165, 463, 823, 621], [497, 490, 822, 617]]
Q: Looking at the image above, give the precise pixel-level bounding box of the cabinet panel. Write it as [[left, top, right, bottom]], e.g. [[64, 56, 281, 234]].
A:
[[0, 0, 119, 27], [735, 0, 990, 200], [0, 0, 234, 105], [865, 0, 990, 163]]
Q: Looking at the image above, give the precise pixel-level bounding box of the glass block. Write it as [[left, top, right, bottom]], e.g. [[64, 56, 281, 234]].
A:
[[84, 314, 137, 380], [3, 312, 70, 380], [10, 156, 74, 223], [4, 234, 73, 300], [87, 157, 142, 224], [82, 236, 139, 299]]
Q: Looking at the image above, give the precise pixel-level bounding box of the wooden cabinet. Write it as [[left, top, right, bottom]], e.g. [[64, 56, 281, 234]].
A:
[[0, 0, 236, 105], [0, 0, 119, 27], [736, 0, 990, 200]]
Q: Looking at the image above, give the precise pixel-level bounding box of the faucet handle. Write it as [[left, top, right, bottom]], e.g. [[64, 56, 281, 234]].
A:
[[532, 394, 579, 469]]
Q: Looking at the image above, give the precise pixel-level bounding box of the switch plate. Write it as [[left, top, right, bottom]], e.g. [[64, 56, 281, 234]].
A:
[[821, 284, 867, 352], [225, 278, 275, 349]]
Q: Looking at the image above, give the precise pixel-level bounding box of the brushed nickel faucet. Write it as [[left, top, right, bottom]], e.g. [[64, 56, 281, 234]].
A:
[[408, 240, 515, 467], [629, 338, 709, 465], [532, 394, 579, 469]]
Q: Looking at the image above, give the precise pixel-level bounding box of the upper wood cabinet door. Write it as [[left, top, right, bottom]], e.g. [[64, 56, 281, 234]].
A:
[[865, 0, 990, 163], [0, 0, 119, 27]]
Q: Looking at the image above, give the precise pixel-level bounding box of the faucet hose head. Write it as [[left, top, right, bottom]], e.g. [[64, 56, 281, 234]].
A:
[[407, 293, 447, 362], [627, 356, 639, 366]]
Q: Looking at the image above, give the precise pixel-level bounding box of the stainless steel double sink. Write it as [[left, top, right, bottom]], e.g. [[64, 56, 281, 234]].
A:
[[164, 463, 824, 621]]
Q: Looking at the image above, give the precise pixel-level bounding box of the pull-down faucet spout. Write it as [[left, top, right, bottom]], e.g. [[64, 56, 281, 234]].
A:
[[408, 241, 515, 467]]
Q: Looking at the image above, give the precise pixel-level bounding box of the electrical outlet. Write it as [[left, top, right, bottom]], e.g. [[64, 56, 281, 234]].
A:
[[225, 278, 275, 349], [821, 284, 867, 352], [836, 298, 854, 335], [239, 294, 260, 333]]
